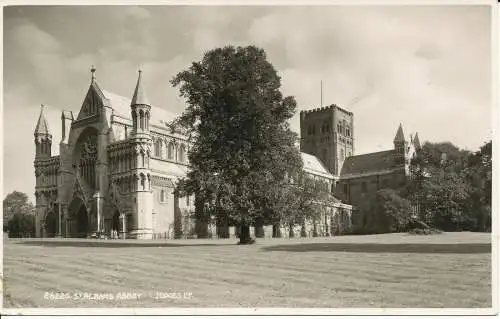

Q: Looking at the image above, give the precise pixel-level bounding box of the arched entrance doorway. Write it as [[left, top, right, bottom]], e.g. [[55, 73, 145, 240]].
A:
[[44, 210, 57, 237], [75, 205, 89, 238], [68, 197, 89, 238], [112, 209, 120, 234]]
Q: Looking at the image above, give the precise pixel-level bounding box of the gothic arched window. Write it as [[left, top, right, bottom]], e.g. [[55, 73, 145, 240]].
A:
[[139, 110, 145, 130], [132, 111, 137, 131], [178, 145, 186, 163], [154, 140, 161, 157], [140, 174, 146, 190], [168, 142, 174, 160]]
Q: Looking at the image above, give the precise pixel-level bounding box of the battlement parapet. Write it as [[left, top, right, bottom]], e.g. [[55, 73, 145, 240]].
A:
[[299, 104, 353, 116]]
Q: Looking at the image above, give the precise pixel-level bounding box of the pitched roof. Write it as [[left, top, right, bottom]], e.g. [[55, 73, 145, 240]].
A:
[[131, 70, 150, 106], [150, 158, 190, 178], [340, 150, 396, 176], [301, 152, 334, 179], [34, 105, 51, 136], [101, 90, 177, 127], [394, 123, 405, 143]]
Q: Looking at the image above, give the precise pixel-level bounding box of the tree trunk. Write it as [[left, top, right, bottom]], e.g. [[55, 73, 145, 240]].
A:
[[272, 224, 281, 238], [238, 224, 254, 244], [300, 222, 307, 237], [288, 223, 294, 238], [313, 221, 319, 237], [195, 197, 209, 238]]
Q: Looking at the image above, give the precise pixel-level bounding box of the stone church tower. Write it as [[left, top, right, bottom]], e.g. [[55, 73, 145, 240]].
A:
[[128, 70, 154, 239], [34, 105, 58, 237], [299, 104, 354, 177], [298, 103, 422, 226]]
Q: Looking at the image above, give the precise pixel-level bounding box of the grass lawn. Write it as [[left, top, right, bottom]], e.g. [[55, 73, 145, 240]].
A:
[[2, 232, 492, 308]]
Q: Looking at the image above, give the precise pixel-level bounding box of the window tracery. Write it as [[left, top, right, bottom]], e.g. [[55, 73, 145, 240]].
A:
[[79, 134, 98, 187]]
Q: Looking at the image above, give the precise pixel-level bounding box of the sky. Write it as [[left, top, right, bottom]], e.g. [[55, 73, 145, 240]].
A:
[[2, 5, 493, 203]]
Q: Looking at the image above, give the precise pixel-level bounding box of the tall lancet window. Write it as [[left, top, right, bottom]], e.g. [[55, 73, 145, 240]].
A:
[[139, 110, 145, 130], [178, 145, 186, 163], [79, 134, 98, 187], [140, 174, 146, 190], [168, 142, 174, 160], [132, 111, 137, 131], [154, 139, 162, 157]]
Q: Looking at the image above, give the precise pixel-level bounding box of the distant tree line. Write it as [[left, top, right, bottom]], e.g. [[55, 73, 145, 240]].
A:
[[355, 140, 492, 234]]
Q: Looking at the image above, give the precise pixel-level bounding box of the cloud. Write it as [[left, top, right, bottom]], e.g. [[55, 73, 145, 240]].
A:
[[415, 43, 442, 60], [6, 20, 61, 54], [123, 6, 152, 20], [2, 5, 492, 203]]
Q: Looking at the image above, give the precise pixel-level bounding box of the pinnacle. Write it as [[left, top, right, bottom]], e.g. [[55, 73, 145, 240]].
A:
[[393, 123, 405, 143], [91, 65, 96, 82], [413, 132, 421, 149], [131, 69, 150, 106], [34, 104, 51, 136]]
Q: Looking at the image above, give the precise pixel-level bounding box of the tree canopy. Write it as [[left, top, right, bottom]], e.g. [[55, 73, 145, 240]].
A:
[[3, 191, 35, 236], [359, 188, 413, 234], [406, 140, 492, 232], [3, 191, 34, 221], [171, 45, 305, 243]]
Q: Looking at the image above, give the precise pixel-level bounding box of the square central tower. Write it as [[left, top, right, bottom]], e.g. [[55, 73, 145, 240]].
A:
[[300, 104, 354, 176]]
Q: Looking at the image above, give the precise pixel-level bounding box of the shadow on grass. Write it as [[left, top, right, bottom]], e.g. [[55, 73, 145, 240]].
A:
[[13, 240, 226, 248], [262, 242, 491, 254]]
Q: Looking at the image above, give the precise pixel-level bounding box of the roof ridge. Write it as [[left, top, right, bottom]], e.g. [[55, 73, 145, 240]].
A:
[[340, 149, 397, 176], [347, 149, 393, 158]]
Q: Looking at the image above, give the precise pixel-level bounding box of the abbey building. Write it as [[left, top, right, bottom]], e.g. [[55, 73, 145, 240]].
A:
[[33, 69, 353, 239], [34, 69, 194, 239], [300, 105, 422, 224]]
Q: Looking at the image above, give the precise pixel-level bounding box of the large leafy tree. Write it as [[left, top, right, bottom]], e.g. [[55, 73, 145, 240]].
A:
[[461, 141, 492, 231], [3, 191, 35, 231], [405, 140, 492, 232], [3, 191, 33, 219], [360, 188, 413, 234], [279, 173, 331, 237], [420, 168, 470, 230], [7, 213, 36, 238], [171, 45, 303, 244]]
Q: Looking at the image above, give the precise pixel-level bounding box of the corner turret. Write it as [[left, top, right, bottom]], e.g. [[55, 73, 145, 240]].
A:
[[393, 123, 406, 165], [129, 69, 153, 239], [131, 70, 151, 136], [34, 104, 52, 159]]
